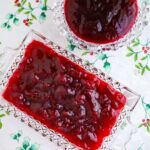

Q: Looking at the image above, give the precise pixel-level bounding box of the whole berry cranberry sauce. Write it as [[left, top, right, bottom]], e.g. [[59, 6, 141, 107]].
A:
[[3, 41, 126, 150], [64, 0, 138, 44]]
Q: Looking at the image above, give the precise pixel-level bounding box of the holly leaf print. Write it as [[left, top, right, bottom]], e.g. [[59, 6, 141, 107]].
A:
[[138, 123, 144, 128], [21, 0, 27, 5], [126, 38, 150, 75], [39, 12, 46, 21], [68, 44, 76, 51], [0, 114, 5, 118], [147, 126, 150, 132], [103, 61, 111, 70], [1, 0, 50, 29], [29, 144, 40, 150], [11, 130, 23, 142], [0, 121, 2, 129], [22, 137, 30, 149], [98, 54, 108, 60], [28, 2, 33, 10], [82, 51, 90, 56], [132, 38, 140, 47], [134, 53, 138, 62], [11, 131, 40, 150], [146, 104, 150, 109]]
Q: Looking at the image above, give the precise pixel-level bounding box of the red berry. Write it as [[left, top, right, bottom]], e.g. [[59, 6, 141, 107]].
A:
[[144, 123, 147, 127], [142, 47, 146, 51], [147, 119, 150, 122], [142, 119, 145, 122], [14, 0, 19, 3], [25, 23, 28, 26], [36, 0, 39, 2], [90, 52, 94, 55], [144, 50, 148, 54]]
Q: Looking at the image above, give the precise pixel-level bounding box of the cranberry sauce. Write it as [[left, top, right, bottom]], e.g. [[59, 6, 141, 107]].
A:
[[64, 0, 138, 44], [3, 41, 126, 150]]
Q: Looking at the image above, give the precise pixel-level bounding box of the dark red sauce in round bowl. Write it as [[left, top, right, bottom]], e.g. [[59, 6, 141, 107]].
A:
[[64, 0, 138, 44]]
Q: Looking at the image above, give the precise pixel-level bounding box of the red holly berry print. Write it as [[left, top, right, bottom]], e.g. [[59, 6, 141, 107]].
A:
[[23, 19, 29, 26], [127, 38, 150, 75]]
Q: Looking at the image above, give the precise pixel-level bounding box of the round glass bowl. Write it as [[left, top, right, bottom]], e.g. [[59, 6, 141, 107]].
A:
[[53, 0, 149, 51]]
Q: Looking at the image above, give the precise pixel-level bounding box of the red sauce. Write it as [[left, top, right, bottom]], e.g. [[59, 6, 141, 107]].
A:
[[3, 41, 126, 150], [64, 0, 138, 44]]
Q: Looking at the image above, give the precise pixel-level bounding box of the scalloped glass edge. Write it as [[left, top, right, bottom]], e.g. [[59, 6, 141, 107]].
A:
[[0, 30, 140, 150], [53, 0, 149, 51]]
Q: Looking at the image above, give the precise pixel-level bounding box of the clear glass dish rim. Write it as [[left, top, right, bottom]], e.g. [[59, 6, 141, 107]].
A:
[[0, 30, 141, 150], [53, 0, 149, 51]]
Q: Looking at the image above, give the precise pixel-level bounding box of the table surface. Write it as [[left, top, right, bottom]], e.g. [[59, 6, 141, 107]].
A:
[[0, 0, 150, 150]]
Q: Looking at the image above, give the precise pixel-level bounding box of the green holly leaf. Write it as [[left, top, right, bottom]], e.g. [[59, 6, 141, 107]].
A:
[[68, 44, 76, 51], [103, 61, 111, 70], [21, 0, 27, 5], [98, 54, 108, 60], [135, 64, 141, 69], [133, 43, 140, 47], [13, 18, 19, 25], [134, 53, 138, 61], [28, 2, 33, 10], [141, 67, 146, 75], [24, 11, 30, 14], [147, 126, 150, 132], [132, 38, 140, 47], [138, 123, 143, 128], [28, 21, 33, 26], [22, 137, 30, 149], [1, 22, 8, 28], [126, 52, 134, 57], [40, 5, 47, 11], [29, 144, 39, 150], [138, 63, 143, 68], [17, 8, 24, 13], [148, 122, 150, 126], [85, 60, 92, 65], [31, 14, 37, 20], [11, 134, 18, 141], [146, 65, 150, 71], [39, 12, 46, 21], [127, 46, 134, 52], [82, 51, 90, 56], [17, 130, 23, 138], [7, 24, 12, 30], [6, 13, 14, 19], [6, 111, 10, 115], [0, 121, 2, 129], [146, 104, 150, 109], [44, 0, 48, 6], [0, 114, 5, 118], [141, 56, 148, 60]]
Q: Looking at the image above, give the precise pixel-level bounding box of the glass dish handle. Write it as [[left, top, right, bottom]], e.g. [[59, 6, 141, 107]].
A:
[[0, 47, 17, 80]]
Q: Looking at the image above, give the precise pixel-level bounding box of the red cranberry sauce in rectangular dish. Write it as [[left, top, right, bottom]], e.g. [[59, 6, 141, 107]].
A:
[[3, 40, 126, 150]]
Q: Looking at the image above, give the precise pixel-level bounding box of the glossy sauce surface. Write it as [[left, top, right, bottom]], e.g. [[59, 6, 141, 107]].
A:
[[3, 41, 126, 150], [64, 0, 138, 44]]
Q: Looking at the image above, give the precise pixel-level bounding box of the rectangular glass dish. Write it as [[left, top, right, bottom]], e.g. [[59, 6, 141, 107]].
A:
[[0, 30, 140, 150]]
